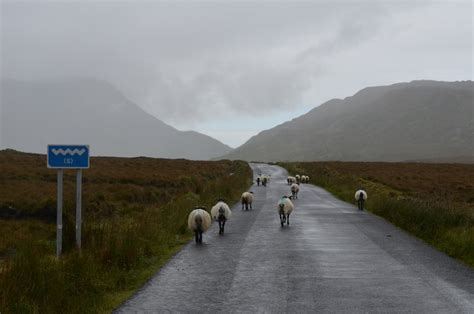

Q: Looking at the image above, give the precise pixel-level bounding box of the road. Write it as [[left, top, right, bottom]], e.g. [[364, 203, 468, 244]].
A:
[[117, 163, 474, 313]]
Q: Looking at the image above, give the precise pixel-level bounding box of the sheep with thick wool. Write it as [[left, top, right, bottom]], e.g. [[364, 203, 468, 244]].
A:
[[300, 175, 309, 183], [241, 191, 254, 210], [278, 196, 295, 227], [287, 176, 296, 185], [261, 175, 268, 187], [295, 174, 301, 184], [211, 200, 232, 235], [355, 189, 367, 211], [188, 207, 212, 243], [290, 183, 300, 199]]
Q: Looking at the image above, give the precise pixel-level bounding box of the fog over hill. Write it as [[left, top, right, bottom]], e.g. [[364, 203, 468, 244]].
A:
[[0, 79, 232, 160], [221, 80, 474, 162]]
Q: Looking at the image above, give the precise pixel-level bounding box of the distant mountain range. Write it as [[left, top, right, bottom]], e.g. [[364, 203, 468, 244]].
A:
[[2, 79, 472, 162], [221, 80, 473, 162], [1, 78, 232, 159]]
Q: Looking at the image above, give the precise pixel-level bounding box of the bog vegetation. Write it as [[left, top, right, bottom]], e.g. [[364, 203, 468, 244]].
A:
[[279, 161, 474, 267], [0, 150, 252, 313]]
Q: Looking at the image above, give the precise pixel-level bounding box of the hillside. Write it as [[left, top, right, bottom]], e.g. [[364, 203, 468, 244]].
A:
[[222, 80, 473, 162], [1, 79, 232, 160]]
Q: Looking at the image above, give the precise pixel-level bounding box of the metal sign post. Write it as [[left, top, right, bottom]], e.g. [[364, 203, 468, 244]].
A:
[[47, 145, 89, 257], [76, 169, 82, 249], [57, 169, 63, 257]]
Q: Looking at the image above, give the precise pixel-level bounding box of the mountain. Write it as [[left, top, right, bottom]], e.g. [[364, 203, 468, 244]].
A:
[[0, 78, 232, 159], [221, 80, 473, 162]]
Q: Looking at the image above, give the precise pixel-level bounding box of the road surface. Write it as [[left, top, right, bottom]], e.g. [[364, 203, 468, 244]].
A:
[[117, 163, 474, 313]]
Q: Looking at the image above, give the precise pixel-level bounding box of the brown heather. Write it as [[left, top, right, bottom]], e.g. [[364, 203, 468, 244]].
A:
[[0, 150, 252, 313]]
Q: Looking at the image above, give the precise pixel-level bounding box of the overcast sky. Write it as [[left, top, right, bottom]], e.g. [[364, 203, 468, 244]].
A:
[[1, 0, 473, 147]]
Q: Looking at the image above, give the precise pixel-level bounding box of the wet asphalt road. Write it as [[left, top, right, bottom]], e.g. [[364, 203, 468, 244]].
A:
[[117, 163, 474, 313]]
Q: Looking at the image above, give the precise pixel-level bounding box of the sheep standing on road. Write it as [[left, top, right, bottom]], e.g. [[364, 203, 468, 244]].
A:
[[295, 174, 301, 184], [278, 196, 294, 227], [355, 189, 367, 211], [291, 183, 300, 199], [241, 191, 254, 211], [262, 175, 268, 187], [188, 207, 212, 243], [287, 176, 296, 185], [211, 200, 232, 235], [300, 175, 309, 183]]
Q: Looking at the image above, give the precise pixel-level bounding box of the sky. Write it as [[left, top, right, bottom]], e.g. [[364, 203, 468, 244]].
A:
[[1, 0, 473, 148]]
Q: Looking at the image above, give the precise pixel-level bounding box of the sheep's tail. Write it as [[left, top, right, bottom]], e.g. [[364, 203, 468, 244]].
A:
[[195, 214, 203, 232]]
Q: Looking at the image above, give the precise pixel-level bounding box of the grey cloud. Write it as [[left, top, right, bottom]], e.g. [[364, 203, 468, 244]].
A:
[[1, 0, 472, 134]]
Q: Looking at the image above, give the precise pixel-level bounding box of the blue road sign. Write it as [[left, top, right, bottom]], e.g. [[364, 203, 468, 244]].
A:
[[47, 145, 90, 169]]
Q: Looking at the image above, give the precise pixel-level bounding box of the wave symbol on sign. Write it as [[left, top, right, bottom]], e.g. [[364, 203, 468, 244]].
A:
[[51, 148, 86, 156]]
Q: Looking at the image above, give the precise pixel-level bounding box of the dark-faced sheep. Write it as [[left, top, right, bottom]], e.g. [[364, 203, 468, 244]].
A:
[[355, 189, 367, 210], [241, 191, 254, 211], [291, 183, 300, 199], [278, 196, 295, 227], [211, 200, 232, 235], [188, 207, 212, 243], [287, 176, 296, 185]]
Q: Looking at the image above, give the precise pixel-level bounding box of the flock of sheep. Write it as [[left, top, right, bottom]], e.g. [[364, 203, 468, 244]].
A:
[[187, 171, 368, 243], [256, 174, 270, 186]]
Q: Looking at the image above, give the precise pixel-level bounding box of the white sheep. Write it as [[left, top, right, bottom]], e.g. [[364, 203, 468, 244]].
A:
[[211, 200, 232, 235], [277, 196, 295, 227], [295, 174, 301, 184], [287, 176, 296, 185], [241, 191, 254, 211], [355, 189, 367, 211], [188, 207, 212, 243], [290, 183, 300, 199], [261, 175, 268, 187], [300, 175, 309, 183]]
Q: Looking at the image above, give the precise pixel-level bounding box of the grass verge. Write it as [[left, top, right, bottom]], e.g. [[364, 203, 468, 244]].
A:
[[0, 150, 252, 313]]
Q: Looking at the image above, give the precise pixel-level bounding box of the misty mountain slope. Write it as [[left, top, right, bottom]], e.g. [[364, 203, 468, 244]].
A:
[[1, 79, 232, 159], [222, 80, 473, 162]]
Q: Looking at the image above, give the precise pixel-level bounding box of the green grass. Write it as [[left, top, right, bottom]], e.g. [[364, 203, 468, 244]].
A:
[[278, 161, 474, 267], [0, 150, 252, 313]]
